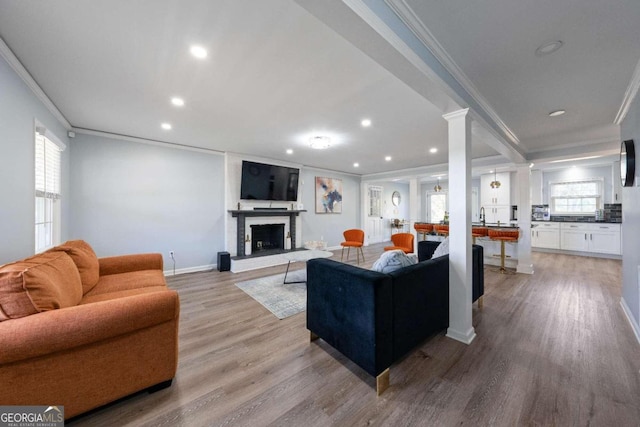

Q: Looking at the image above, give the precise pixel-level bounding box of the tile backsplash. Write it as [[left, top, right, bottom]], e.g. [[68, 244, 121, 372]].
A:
[[548, 203, 622, 223]]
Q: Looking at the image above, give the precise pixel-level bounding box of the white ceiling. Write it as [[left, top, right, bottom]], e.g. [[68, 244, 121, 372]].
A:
[[0, 0, 638, 177]]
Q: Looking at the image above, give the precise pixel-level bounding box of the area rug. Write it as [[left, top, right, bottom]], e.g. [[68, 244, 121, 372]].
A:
[[235, 269, 307, 319]]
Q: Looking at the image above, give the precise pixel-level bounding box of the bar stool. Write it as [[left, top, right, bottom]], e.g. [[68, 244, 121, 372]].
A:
[[414, 223, 433, 241], [472, 227, 489, 244], [487, 229, 520, 273], [434, 224, 449, 237]]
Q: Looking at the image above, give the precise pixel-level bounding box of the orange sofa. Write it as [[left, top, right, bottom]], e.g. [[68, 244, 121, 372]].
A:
[[0, 240, 179, 419]]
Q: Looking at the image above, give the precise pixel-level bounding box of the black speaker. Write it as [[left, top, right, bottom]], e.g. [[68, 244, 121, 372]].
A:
[[217, 251, 230, 272]]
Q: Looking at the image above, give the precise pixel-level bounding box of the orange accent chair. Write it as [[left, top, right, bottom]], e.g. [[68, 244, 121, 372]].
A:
[[384, 232, 415, 254], [488, 229, 520, 273], [414, 223, 433, 241], [341, 229, 365, 264]]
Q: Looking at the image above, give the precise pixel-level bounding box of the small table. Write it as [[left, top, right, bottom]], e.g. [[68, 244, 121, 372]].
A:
[[282, 250, 333, 284]]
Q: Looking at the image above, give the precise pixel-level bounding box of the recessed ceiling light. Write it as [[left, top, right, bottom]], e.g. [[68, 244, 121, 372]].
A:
[[353, 162, 359, 167], [161, 123, 172, 130], [385, 156, 392, 161], [361, 119, 371, 127], [535, 40, 563, 57], [309, 136, 331, 149], [549, 110, 566, 117], [489, 170, 494, 173], [286, 149, 293, 155], [429, 148, 438, 153], [171, 97, 185, 107], [190, 45, 207, 59]]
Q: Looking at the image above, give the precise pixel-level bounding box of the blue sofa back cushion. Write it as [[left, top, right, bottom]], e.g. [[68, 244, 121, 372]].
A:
[[307, 258, 393, 377]]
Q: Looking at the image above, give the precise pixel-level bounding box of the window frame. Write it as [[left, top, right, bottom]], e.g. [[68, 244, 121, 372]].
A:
[[548, 178, 604, 216]]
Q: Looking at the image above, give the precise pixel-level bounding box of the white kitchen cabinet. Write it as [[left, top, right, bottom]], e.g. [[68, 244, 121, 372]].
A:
[[613, 161, 622, 203], [559, 223, 621, 255], [481, 172, 511, 206], [531, 222, 559, 249]]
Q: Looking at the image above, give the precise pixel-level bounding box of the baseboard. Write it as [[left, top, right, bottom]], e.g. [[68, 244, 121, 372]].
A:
[[163, 264, 215, 276], [532, 248, 622, 260], [620, 297, 640, 345]]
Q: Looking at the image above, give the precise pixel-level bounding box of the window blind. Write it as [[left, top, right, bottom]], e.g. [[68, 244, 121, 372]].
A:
[[35, 133, 61, 199]]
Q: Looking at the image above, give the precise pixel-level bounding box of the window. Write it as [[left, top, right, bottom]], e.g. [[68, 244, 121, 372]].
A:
[[369, 186, 382, 217], [35, 126, 64, 252], [427, 192, 447, 223], [549, 179, 603, 215]]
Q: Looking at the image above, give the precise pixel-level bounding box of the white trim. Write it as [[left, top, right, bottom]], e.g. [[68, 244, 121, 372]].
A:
[[446, 327, 476, 345], [620, 297, 640, 345], [0, 37, 72, 130], [73, 128, 224, 155], [164, 264, 215, 277], [614, 57, 640, 125]]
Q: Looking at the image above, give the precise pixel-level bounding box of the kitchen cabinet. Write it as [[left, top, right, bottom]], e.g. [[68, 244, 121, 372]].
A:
[[484, 205, 511, 224], [481, 172, 511, 206], [613, 160, 622, 203], [559, 223, 621, 255], [531, 222, 559, 249]]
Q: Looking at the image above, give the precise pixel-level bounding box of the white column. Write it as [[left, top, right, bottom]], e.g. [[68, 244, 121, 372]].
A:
[[443, 108, 475, 344], [409, 177, 419, 252], [516, 163, 534, 274], [361, 181, 368, 245]]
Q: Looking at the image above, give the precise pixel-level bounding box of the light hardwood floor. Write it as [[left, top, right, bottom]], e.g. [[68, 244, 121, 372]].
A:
[[70, 244, 640, 426]]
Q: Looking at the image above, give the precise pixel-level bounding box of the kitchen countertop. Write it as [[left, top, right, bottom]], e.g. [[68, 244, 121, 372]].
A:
[[533, 219, 621, 224]]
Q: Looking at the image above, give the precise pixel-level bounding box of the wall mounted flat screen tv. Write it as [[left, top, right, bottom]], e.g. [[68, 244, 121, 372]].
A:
[[240, 161, 299, 201]]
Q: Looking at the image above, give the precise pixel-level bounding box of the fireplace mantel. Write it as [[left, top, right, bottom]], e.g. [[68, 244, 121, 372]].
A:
[[228, 209, 307, 256]]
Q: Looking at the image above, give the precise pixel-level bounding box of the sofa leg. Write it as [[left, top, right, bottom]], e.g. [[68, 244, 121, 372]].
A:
[[148, 379, 173, 394], [478, 296, 484, 309], [310, 331, 319, 342], [376, 368, 390, 396]]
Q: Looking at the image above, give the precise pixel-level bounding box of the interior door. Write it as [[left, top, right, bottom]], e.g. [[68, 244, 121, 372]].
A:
[[367, 186, 385, 243]]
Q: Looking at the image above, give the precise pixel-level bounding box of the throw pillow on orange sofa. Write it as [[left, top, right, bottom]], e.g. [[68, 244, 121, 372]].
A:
[[0, 251, 82, 321], [50, 240, 100, 294]]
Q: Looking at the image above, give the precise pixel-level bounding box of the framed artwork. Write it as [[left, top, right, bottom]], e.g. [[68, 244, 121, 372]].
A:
[[315, 177, 343, 214]]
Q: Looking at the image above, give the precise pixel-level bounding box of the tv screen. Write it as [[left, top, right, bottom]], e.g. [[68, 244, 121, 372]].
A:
[[240, 161, 299, 201]]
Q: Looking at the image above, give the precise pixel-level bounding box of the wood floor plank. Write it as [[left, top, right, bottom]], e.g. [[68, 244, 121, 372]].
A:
[[68, 244, 640, 426]]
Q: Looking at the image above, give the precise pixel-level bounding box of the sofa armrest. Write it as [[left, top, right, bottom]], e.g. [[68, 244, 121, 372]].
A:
[[307, 258, 393, 377], [0, 290, 179, 365], [99, 253, 163, 276]]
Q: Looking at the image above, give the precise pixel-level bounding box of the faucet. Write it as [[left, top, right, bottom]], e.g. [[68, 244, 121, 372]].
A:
[[480, 206, 486, 226]]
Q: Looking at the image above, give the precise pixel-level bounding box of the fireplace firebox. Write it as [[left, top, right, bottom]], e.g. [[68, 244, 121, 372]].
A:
[[251, 224, 285, 253]]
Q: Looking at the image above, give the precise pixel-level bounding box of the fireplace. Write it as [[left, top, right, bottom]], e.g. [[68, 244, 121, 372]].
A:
[[251, 223, 285, 253]]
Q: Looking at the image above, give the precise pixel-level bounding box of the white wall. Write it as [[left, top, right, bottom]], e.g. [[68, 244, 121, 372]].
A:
[[300, 168, 361, 248], [620, 93, 640, 341], [69, 133, 225, 271], [0, 56, 71, 264]]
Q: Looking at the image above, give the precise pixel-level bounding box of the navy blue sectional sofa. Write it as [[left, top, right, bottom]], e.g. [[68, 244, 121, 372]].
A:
[[306, 240, 483, 394]]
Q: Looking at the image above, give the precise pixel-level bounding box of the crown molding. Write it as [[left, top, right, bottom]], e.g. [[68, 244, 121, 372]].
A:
[[385, 0, 520, 146], [614, 57, 640, 125], [72, 128, 224, 155], [0, 37, 71, 130]]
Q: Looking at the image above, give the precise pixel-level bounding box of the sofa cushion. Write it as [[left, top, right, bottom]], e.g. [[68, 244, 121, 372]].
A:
[[50, 240, 100, 294], [85, 270, 167, 297], [0, 251, 83, 321], [372, 249, 417, 273], [432, 237, 450, 258], [80, 285, 169, 305]]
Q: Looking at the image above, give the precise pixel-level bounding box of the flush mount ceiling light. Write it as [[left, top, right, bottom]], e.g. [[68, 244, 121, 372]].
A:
[[190, 45, 207, 59], [309, 136, 331, 149], [549, 109, 566, 117], [535, 40, 563, 57], [171, 97, 185, 107], [385, 156, 392, 161], [361, 119, 371, 127], [161, 123, 172, 130], [490, 170, 501, 189]]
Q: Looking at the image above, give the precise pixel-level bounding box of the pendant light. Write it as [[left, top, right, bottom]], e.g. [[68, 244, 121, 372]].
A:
[[490, 170, 501, 189], [434, 177, 442, 192]]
